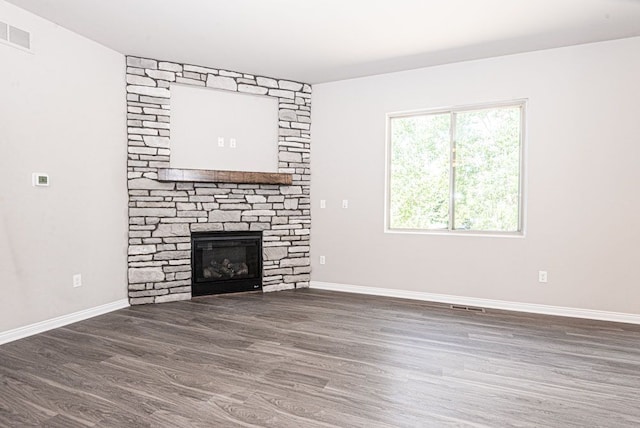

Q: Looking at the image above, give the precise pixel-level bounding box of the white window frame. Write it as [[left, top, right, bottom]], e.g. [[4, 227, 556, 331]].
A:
[[384, 99, 527, 237]]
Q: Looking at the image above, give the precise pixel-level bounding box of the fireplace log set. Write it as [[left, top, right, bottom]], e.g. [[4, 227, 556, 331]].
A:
[[203, 259, 249, 279]]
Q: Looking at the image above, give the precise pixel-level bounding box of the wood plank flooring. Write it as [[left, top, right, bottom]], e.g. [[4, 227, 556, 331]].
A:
[[1, 289, 640, 427]]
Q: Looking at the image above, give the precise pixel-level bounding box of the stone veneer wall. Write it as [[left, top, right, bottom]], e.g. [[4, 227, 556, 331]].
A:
[[126, 56, 311, 305]]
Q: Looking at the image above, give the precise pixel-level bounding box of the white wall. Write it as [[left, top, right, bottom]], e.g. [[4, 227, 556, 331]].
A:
[[0, 1, 127, 332], [311, 37, 640, 315], [171, 84, 279, 172]]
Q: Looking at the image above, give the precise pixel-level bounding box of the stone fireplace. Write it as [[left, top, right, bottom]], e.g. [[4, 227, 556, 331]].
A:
[[126, 56, 311, 305]]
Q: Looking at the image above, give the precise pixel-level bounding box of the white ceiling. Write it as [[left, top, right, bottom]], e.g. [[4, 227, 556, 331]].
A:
[[7, 0, 640, 84]]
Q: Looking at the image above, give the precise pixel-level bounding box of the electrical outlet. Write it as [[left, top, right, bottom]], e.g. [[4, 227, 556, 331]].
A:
[[342, 200, 349, 209], [229, 138, 236, 148], [538, 271, 548, 283], [319, 256, 326, 265], [217, 137, 224, 147], [73, 273, 82, 288], [32, 173, 50, 187], [320, 200, 326, 209]]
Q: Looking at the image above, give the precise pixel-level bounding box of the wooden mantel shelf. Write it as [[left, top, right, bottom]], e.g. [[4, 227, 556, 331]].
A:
[[157, 168, 292, 185]]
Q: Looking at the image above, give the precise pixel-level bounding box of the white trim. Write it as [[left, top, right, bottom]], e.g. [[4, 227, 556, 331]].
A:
[[384, 229, 525, 239], [311, 281, 640, 325], [0, 299, 130, 345]]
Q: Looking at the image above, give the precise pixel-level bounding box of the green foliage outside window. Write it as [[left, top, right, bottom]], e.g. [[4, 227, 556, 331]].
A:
[[389, 104, 522, 233]]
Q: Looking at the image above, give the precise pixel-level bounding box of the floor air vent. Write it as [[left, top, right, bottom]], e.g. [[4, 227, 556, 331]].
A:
[[450, 304, 486, 313]]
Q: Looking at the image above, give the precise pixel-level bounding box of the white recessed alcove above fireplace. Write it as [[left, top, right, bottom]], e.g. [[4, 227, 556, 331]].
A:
[[170, 84, 279, 173]]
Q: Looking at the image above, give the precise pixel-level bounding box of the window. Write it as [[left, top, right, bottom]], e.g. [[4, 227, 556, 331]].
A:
[[387, 101, 525, 234]]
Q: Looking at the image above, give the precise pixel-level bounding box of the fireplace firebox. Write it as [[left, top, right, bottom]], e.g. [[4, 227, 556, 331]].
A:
[[191, 231, 262, 296]]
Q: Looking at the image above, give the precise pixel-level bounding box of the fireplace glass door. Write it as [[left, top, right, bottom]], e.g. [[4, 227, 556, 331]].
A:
[[191, 231, 262, 296]]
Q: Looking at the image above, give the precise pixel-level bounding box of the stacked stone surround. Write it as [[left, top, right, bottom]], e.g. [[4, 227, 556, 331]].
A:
[[126, 55, 311, 305]]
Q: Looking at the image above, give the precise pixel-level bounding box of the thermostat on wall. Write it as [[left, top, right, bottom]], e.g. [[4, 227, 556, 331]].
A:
[[32, 173, 49, 187]]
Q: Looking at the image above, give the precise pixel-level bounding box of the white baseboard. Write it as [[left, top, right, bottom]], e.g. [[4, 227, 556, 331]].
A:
[[0, 299, 130, 345], [310, 281, 640, 325]]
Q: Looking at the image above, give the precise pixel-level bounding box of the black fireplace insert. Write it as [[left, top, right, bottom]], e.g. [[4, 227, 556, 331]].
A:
[[191, 231, 262, 296]]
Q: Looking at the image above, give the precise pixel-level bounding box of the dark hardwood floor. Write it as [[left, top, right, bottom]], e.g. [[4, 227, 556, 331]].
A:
[[1, 289, 640, 427]]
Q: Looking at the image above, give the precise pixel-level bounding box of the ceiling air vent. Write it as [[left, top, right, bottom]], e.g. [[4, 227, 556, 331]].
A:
[[0, 22, 7, 41], [9, 25, 30, 49], [0, 21, 31, 50]]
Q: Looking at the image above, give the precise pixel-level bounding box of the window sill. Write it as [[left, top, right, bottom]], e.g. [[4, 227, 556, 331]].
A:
[[384, 228, 525, 239]]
